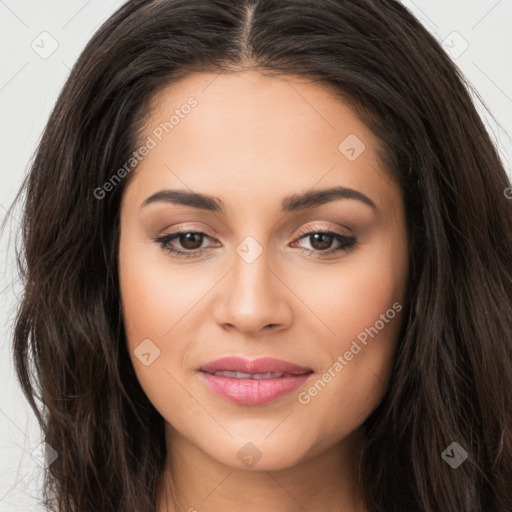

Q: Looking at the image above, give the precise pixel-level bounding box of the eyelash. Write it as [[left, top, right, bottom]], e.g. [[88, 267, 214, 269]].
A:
[[152, 227, 357, 259]]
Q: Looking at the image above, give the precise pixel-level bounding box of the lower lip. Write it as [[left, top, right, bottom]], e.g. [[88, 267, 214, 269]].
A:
[[199, 371, 313, 405]]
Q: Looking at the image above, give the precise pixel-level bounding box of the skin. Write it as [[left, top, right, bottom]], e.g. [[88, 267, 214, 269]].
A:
[[118, 70, 409, 512]]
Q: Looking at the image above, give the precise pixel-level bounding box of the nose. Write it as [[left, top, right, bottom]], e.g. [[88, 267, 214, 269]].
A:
[[213, 248, 293, 336]]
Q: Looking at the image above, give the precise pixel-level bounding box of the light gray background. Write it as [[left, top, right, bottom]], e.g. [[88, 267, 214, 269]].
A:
[[1, 1, 511, 510]]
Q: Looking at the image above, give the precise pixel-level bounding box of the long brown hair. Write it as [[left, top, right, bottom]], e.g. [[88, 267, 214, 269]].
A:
[[5, 0, 512, 510]]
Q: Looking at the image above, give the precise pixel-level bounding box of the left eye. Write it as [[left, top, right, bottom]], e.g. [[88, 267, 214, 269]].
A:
[[292, 230, 357, 255], [153, 229, 356, 258]]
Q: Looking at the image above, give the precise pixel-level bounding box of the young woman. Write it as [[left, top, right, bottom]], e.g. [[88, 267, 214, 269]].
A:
[[7, 0, 512, 511]]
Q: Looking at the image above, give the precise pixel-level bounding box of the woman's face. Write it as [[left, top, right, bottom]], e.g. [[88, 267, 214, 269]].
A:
[[118, 70, 409, 471]]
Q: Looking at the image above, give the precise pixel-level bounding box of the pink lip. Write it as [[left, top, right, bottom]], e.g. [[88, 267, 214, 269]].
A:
[[198, 357, 313, 405], [199, 356, 312, 375]]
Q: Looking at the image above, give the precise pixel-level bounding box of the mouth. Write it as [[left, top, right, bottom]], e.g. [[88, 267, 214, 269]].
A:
[[203, 370, 308, 379], [198, 357, 314, 405]]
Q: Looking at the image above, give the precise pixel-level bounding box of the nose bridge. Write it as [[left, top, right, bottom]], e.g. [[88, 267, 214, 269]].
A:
[[214, 235, 292, 333]]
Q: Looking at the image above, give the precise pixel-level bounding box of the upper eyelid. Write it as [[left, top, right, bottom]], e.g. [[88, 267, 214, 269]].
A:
[[159, 224, 352, 238]]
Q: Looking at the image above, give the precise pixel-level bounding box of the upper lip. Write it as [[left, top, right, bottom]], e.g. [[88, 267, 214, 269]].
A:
[[199, 357, 313, 375]]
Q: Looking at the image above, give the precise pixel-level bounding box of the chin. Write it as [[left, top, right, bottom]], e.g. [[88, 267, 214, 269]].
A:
[[199, 432, 314, 471]]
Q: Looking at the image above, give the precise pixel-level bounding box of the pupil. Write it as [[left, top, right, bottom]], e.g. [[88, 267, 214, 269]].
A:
[[310, 233, 333, 250], [180, 233, 203, 250]]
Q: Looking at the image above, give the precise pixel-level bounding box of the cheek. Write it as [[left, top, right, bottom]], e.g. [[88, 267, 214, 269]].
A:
[[119, 233, 207, 344], [292, 237, 407, 439], [119, 261, 171, 344], [293, 234, 407, 348], [118, 240, 192, 418], [118, 232, 183, 374]]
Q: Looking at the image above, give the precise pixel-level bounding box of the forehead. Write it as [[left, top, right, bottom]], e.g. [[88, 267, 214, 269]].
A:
[[126, 70, 400, 215]]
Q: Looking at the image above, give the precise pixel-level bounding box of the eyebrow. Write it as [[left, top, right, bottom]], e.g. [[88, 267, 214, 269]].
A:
[[140, 186, 377, 212]]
